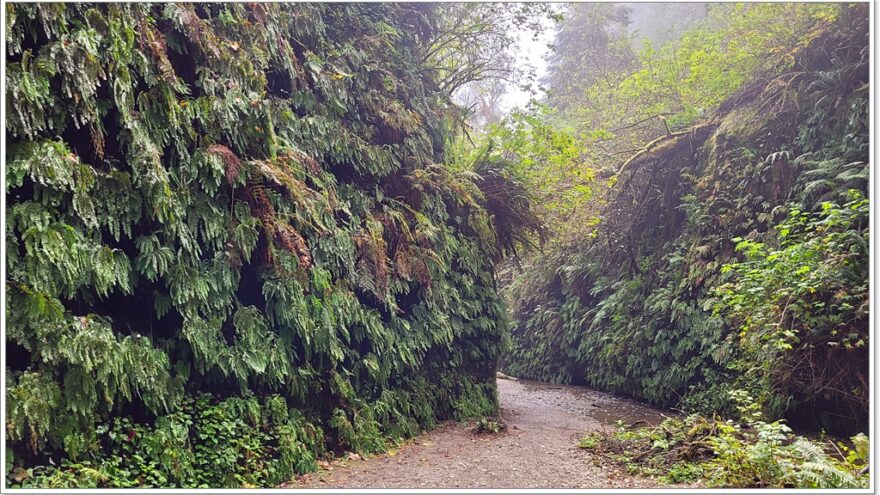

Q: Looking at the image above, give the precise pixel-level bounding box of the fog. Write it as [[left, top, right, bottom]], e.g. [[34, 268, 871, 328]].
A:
[[499, 3, 709, 112]]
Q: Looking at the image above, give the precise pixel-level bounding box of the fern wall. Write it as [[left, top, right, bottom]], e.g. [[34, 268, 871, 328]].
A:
[[504, 6, 869, 435], [6, 3, 507, 486]]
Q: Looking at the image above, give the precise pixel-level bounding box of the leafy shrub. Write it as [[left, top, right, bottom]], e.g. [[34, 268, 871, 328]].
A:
[[473, 417, 506, 435], [578, 434, 600, 450], [716, 192, 869, 425], [661, 462, 703, 484], [583, 391, 869, 488], [8, 394, 323, 488]]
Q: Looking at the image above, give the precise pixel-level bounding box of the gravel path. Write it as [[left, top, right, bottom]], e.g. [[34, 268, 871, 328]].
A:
[[284, 378, 682, 489]]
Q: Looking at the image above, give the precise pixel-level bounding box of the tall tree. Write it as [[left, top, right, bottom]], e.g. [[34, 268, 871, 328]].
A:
[[543, 3, 636, 113]]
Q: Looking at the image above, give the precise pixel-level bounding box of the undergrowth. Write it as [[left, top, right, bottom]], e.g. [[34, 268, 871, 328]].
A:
[[7, 394, 322, 488], [580, 391, 869, 488], [473, 416, 507, 435]]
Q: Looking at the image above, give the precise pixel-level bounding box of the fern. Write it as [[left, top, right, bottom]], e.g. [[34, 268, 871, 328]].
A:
[[6, 3, 523, 487]]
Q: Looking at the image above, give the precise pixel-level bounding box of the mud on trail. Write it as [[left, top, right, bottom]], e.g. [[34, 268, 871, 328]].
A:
[[285, 379, 682, 489]]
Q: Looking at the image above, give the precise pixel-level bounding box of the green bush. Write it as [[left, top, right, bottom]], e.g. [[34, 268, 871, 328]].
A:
[[716, 193, 869, 424], [9, 394, 322, 488], [660, 462, 702, 484], [584, 391, 869, 488], [473, 417, 506, 435]]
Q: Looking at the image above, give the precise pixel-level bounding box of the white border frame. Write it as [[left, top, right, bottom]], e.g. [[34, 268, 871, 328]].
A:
[[0, 0, 875, 493]]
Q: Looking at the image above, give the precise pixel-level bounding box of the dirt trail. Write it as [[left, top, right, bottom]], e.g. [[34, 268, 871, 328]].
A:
[[286, 378, 680, 489]]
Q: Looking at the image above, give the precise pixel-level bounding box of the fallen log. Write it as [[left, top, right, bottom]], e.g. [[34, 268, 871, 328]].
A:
[[495, 371, 519, 381]]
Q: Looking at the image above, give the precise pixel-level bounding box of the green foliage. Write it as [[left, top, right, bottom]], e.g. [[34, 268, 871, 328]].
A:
[[577, 433, 600, 450], [661, 462, 703, 484], [619, 4, 837, 119], [587, 392, 869, 488], [479, 105, 595, 234], [504, 3, 868, 435], [5, 3, 528, 487], [550, 3, 840, 169], [473, 417, 506, 435], [8, 394, 322, 488], [716, 193, 868, 422]]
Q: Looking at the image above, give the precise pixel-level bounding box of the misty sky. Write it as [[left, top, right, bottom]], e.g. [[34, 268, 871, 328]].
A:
[[499, 22, 555, 112], [498, 3, 709, 113]]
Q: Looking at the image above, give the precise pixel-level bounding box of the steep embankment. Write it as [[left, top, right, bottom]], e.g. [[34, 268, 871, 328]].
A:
[[505, 6, 868, 434], [6, 4, 507, 487]]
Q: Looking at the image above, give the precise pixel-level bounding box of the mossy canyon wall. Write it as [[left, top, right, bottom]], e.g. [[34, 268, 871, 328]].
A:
[[6, 3, 508, 487], [505, 5, 869, 435]]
